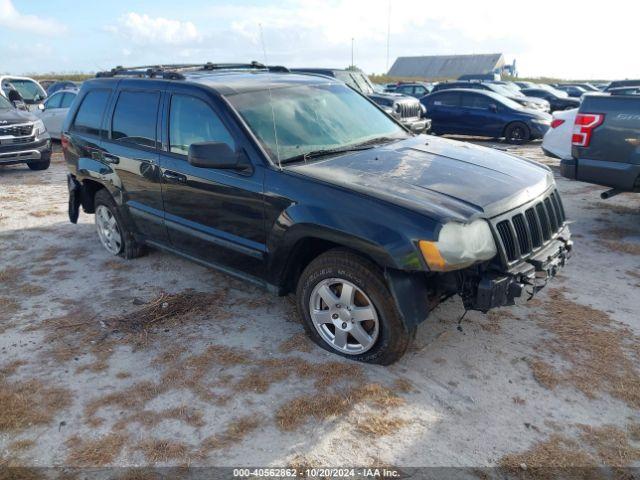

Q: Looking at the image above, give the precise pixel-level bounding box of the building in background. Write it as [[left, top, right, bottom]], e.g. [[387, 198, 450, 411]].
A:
[[387, 53, 517, 80]]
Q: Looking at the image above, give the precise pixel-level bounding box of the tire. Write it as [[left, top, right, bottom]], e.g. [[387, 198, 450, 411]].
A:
[[296, 248, 415, 365], [94, 189, 145, 259], [27, 158, 50, 170], [504, 122, 531, 144]]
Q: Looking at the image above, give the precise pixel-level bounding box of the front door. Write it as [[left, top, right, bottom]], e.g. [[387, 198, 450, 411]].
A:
[[158, 92, 266, 280]]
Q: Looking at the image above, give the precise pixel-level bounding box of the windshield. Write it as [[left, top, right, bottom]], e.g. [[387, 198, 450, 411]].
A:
[[227, 82, 407, 163], [7, 79, 45, 103], [489, 83, 523, 98], [0, 95, 13, 109], [493, 94, 526, 111]]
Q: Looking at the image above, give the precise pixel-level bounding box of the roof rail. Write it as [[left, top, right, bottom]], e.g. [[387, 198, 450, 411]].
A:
[[95, 61, 288, 79]]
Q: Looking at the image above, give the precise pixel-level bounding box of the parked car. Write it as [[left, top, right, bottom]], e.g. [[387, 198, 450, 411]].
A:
[[432, 81, 550, 112], [554, 85, 587, 98], [38, 79, 57, 92], [458, 73, 500, 81], [541, 108, 578, 160], [47, 81, 81, 95], [393, 82, 433, 98], [383, 83, 398, 92], [63, 63, 571, 364], [604, 79, 640, 92], [0, 76, 47, 110], [520, 88, 580, 112], [290, 68, 429, 133], [558, 83, 600, 92], [0, 94, 51, 170], [35, 89, 78, 139], [422, 89, 551, 143], [515, 81, 538, 89], [561, 91, 640, 197]]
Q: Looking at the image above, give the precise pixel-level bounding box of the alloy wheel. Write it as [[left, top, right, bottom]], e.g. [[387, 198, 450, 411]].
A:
[[95, 205, 123, 255], [309, 278, 380, 355]]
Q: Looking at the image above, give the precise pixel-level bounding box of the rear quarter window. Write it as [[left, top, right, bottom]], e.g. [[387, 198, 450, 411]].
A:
[[71, 90, 111, 137]]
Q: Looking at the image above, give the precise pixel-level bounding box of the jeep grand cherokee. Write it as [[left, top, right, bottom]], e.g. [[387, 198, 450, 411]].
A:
[[63, 63, 572, 364]]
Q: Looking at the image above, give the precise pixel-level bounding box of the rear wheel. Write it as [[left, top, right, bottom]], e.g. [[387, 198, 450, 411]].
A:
[[504, 122, 531, 144], [296, 249, 415, 364], [94, 189, 145, 259]]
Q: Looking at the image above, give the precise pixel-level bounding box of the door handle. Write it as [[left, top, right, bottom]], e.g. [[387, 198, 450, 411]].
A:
[[162, 170, 187, 183]]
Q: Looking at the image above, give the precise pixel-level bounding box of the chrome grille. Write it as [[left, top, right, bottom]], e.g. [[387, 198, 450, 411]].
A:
[[0, 124, 33, 137], [493, 189, 567, 264], [397, 102, 421, 119]]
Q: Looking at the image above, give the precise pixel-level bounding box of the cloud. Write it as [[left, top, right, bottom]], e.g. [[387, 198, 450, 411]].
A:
[[0, 0, 66, 35], [106, 13, 201, 46]]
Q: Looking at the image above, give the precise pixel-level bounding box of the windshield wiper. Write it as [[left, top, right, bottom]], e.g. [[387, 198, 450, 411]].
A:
[[280, 137, 401, 165]]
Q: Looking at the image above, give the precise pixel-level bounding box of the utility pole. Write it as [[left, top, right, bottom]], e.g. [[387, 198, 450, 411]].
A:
[[386, 0, 391, 72], [351, 37, 354, 68]]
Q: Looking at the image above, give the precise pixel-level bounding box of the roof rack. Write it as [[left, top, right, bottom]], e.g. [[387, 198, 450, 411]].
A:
[[95, 61, 287, 79]]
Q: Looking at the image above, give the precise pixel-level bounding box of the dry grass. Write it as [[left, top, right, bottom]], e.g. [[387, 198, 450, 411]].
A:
[[8, 439, 35, 453], [199, 416, 261, 453], [529, 289, 640, 408], [500, 424, 640, 478], [103, 259, 133, 271], [604, 241, 640, 256], [0, 265, 24, 286], [66, 433, 127, 467], [528, 358, 560, 390], [500, 434, 597, 478], [34, 246, 65, 262], [29, 209, 60, 218], [393, 378, 415, 393], [275, 383, 404, 431], [0, 360, 27, 378], [19, 283, 46, 296], [0, 378, 71, 432], [278, 332, 313, 353], [586, 201, 640, 216], [591, 226, 639, 241], [480, 309, 516, 334], [115, 405, 205, 431], [354, 413, 408, 437], [139, 439, 192, 463]]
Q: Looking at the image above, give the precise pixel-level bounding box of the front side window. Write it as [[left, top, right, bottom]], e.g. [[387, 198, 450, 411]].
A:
[[461, 94, 493, 109], [45, 93, 63, 109], [0, 95, 12, 109], [227, 82, 407, 163], [111, 91, 159, 148], [60, 92, 76, 109], [72, 90, 111, 137], [169, 95, 235, 156]]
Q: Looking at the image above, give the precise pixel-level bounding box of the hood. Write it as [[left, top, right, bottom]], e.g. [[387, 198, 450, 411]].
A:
[[0, 107, 38, 125], [286, 135, 554, 223], [368, 92, 418, 105]]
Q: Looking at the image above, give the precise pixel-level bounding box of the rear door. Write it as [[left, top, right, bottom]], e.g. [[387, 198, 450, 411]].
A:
[[39, 92, 64, 136], [427, 92, 462, 133], [158, 88, 266, 279], [101, 84, 167, 242]]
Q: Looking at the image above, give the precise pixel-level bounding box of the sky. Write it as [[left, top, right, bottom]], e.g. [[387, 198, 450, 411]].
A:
[[0, 0, 638, 80]]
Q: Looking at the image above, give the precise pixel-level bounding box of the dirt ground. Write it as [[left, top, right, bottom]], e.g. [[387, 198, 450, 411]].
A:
[[1, 139, 639, 474]]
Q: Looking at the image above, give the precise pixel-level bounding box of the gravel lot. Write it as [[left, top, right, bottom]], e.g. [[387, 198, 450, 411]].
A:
[[1, 139, 639, 474]]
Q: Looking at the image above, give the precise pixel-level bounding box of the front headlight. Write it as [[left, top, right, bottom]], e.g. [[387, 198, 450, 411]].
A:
[[382, 106, 394, 115], [33, 119, 47, 136], [418, 220, 497, 271]]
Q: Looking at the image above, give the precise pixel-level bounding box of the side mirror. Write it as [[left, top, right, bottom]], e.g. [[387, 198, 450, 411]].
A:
[[38, 103, 45, 111], [489, 103, 498, 112], [188, 142, 250, 171]]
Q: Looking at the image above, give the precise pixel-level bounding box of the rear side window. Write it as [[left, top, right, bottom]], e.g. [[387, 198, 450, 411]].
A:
[[432, 92, 460, 107], [60, 92, 76, 109], [72, 90, 111, 137], [111, 91, 160, 148], [169, 95, 235, 156]]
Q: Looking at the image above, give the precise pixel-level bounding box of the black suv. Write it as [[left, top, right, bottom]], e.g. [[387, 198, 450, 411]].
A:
[[0, 94, 52, 170], [63, 63, 572, 364]]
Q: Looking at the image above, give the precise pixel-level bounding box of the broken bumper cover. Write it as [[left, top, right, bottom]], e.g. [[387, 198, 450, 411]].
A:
[[472, 228, 573, 312]]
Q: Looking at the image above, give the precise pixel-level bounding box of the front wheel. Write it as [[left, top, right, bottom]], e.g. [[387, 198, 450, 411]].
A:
[[504, 122, 531, 144], [27, 158, 50, 170], [296, 249, 415, 365]]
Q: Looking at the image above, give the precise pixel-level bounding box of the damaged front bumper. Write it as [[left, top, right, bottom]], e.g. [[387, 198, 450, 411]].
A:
[[471, 228, 573, 312]]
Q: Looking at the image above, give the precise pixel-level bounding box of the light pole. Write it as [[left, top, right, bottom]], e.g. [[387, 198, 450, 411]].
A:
[[351, 37, 354, 68]]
